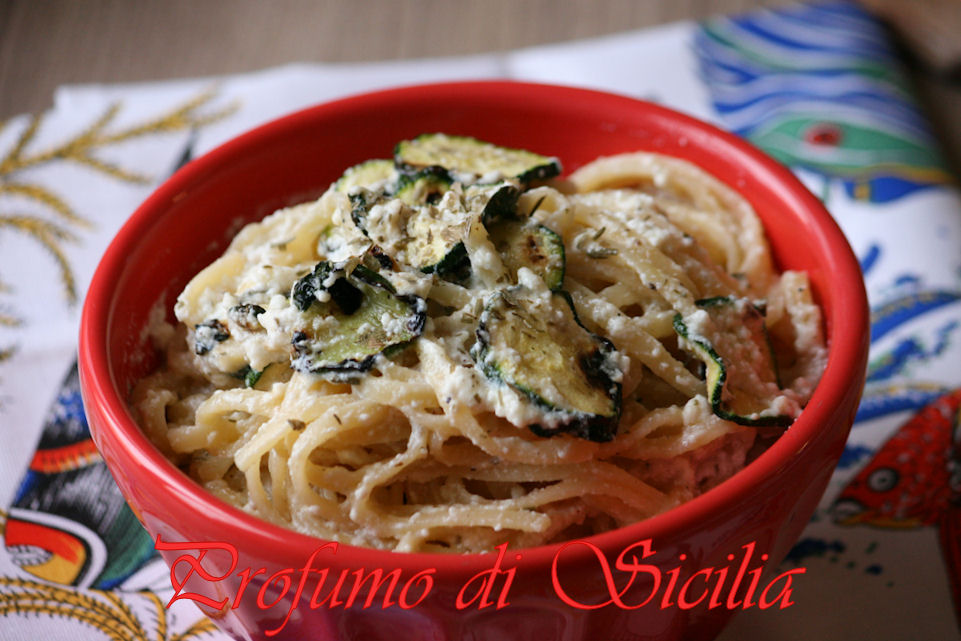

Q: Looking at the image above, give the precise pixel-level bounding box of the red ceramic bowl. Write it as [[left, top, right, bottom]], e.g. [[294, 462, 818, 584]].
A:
[[79, 81, 868, 641]]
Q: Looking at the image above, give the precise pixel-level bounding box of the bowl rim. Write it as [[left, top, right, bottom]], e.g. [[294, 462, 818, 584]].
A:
[[78, 79, 869, 574]]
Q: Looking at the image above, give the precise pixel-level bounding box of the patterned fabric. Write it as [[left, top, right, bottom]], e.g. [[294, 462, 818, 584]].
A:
[[1, 1, 959, 638], [694, 2, 953, 203], [6, 363, 155, 591], [0, 91, 238, 640], [693, 3, 961, 637]]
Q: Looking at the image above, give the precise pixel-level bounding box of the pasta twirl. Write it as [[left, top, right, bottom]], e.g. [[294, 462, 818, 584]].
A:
[[133, 136, 826, 553]]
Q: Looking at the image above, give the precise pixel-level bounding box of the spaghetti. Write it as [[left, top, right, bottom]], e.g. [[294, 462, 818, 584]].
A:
[[133, 136, 825, 553]]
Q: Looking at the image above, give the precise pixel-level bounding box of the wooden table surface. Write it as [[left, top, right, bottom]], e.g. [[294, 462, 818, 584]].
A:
[[2, 0, 960, 173], [0, 0, 799, 118]]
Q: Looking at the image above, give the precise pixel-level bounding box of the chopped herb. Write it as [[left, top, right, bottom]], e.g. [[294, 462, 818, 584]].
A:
[[232, 364, 264, 388]]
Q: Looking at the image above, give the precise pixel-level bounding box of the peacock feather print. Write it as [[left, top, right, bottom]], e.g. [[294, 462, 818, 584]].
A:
[[693, 1, 953, 203], [4, 363, 157, 591], [0, 362, 222, 637]]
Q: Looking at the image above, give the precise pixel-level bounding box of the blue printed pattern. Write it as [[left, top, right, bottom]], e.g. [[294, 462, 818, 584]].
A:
[[856, 246, 961, 423], [694, 1, 952, 203]]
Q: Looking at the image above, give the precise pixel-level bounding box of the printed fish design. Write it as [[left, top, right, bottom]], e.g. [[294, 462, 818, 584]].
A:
[[832, 388, 961, 624], [693, 1, 952, 203], [4, 362, 157, 589]]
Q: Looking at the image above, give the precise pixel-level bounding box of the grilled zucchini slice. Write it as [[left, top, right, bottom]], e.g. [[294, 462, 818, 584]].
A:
[[469, 181, 521, 221], [395, 133, 561, 184], [471, 287, 622, 442], [334, 159, 396, 194], [290, 263, 426, 380], [291, 261, 359, 313], [488, 218, 565, 290], [406, 225, 469, 278], [673, 296, 792, 428], [395, 166, 453, 205], [350, 183, 472, 278]]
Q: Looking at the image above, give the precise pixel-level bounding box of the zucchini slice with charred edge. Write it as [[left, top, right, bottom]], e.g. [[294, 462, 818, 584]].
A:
[[395, 167, 452, 205], [487, 218, 565, 291], [335, 159, 396, 194], [290, 263, 426, 380], [672, 296, 792, 428], [395, 133, 561, 184], [469, 182, 521, 222], [402, 202, 469, 277], [471, 287, 622, 442], [350, 185, 472, 278], [292, 261, 359, 313]]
